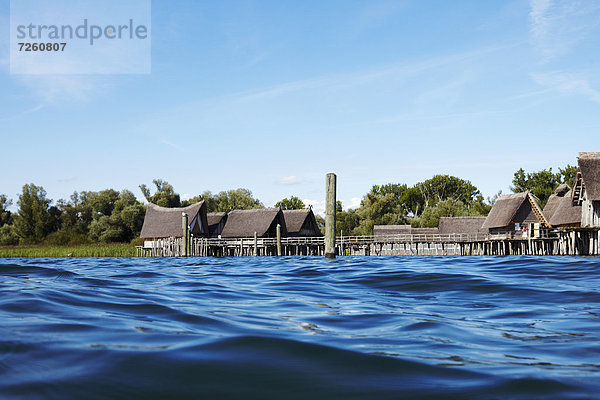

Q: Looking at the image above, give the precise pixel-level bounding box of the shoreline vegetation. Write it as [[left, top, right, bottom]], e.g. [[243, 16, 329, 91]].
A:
[[0, 243, 136, 258], [0, 166, 577, 258]]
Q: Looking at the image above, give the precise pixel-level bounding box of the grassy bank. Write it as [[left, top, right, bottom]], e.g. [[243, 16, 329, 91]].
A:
[[0, 243, 136, 258]]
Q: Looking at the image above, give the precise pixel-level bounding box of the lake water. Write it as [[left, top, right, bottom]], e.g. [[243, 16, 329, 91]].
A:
[[1, 256, 599, 399]]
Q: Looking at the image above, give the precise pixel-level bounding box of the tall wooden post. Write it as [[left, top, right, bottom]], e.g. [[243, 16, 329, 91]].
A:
[[181, 212, 188, 257], [276, 224, 282, 256], [254, 232, 258, 256], [325, 173, 337, 259]]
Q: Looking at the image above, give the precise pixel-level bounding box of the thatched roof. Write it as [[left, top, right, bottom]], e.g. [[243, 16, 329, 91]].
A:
[[373, 225, 411, 236], [549, 190, 582, 227], [140, 201, 208, 239], [220, 208, 287, 238], [207, 212, 227, 226], [438, 217, 487, 235], [543, 184, 570, 222], [410, 227, 439, 235], [543, 194, 562, 222], [283, 209, 322, 237], [482, 192, 548, 229], [482, 193, 527, 229], [578, 152, 600, 201]]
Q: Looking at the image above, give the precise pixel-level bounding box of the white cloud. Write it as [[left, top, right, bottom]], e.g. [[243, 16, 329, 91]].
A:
[[531, 71, 600, 103], [276, 176, 304, 185], [303, 199, 325, 216], [181, 193, 193, 201], [16, 75, 102, 104], [529, 0, 600, 60]]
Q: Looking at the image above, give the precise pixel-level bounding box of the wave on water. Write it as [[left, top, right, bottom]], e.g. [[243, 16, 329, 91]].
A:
[[1, 256, 599, 399]]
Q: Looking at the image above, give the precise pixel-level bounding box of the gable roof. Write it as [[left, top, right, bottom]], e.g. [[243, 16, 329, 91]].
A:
[[549, 190, 582, 227], [207, 212, 227, 226], [140, 201, 208, 238], [578, 152, 600, 201], [373, 225, 412, 236], [543, 184, 572, 222], [438, 217, 487, 235], [220, 208, 287, 238], [282, 209, 322, 236], [482, 192, 548, 229]]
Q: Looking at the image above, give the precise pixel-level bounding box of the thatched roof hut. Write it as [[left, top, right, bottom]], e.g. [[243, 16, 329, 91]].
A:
[[220, 208, 287, 238], [207, 212, 227, 237], [140, 201, 209, 239], [438, 217, 487, 235], [577, 152, 600, 201], [482, 192, 548, 232], [282, 209, 322, 237], [573, 152, 600, 227], [549, 190, 582, 228], [373, 225, 411, 236]]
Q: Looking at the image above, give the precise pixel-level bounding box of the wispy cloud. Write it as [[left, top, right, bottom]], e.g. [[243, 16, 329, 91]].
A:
[[0, 104, 45, 122], [16, 75, 102, 104], [276, 176, 304, 185], [528, 0, 600, 61], [159, 137, 187, 152], [531, 71, 600, 103]]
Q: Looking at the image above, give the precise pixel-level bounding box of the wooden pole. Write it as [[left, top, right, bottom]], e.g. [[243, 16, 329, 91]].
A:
[[254, 232, 258, 256], [276, 224, 282, 256], [181, 213, 188, 257], [325, 173, 337, 259]]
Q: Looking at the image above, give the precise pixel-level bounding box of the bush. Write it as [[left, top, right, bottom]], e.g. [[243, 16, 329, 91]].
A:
[[130, 237, 144, 246], [44, 230, 92, 246], [0, 225, 19, 246]]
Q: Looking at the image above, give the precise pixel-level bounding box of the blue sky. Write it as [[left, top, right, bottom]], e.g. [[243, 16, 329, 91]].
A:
[[1, 0, 600, 214]]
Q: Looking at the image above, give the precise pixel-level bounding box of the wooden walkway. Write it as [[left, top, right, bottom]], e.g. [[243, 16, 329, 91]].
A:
[[136, 229, 600, 257]]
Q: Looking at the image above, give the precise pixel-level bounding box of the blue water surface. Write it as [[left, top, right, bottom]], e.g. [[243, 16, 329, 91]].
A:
[[1, 256, 599, 399]]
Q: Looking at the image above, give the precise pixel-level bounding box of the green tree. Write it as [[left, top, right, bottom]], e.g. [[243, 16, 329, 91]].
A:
[[511, 166, 575, 207], [559, 165, 577, 187], [13, 184, 60, 243], [57, 191, 95, 235], [415, 175, 480, 208], [336, 201, 360, 236], [0, 194, 12, 227], [275, 196, 305, 210], [0, 225, 19, 246], [140, 179, 180, 207], [212, 188, 263, 212], [419, 199, 470, 228], [89, 190, 145, 243]]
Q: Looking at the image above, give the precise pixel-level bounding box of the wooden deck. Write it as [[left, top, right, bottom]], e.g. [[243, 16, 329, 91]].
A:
[[136, 229, 600, 257]]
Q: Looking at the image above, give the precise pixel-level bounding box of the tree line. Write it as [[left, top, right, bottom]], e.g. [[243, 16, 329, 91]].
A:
[[0, 166, 576, 246]]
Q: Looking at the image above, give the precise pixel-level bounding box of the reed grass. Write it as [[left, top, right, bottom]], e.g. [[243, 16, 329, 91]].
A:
[[0, 243, 136, 258]]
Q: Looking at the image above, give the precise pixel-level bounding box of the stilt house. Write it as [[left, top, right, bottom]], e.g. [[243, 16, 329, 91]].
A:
[[482, 192, 549, 237], [220, 208, 287, 238], [140, 201, 209, 247], [282, 209, 322, 237], [544, 184, 581, 229], [438, 216, 487, 236], [207, 212, 228, 237], [573, 152, 600, 228]]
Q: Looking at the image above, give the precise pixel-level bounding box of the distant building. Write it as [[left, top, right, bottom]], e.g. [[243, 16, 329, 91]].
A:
[[220, 208, 287, 238], [140, 201, 209, 247], [207, 212, 227, 237], [482, 192, 548, 236], [438, 216, 487, 236], [373, 225, 411, 236], [282, 209, 322, 237], [573, 152, 600, 228], [373, 225, 439, 236]]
